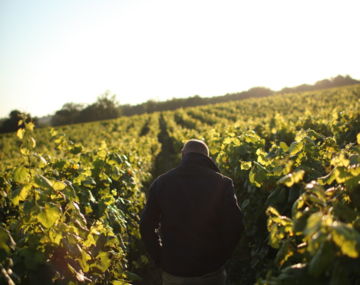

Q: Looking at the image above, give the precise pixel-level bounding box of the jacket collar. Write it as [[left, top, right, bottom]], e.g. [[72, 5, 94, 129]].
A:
[[181, 152, 220, 173]]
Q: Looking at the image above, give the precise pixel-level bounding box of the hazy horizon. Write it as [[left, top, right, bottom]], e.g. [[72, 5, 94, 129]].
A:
[[1, 0, 359, 118], [1, 74, 358, 119]]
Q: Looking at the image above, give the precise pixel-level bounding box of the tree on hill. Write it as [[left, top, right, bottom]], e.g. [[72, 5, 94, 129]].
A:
[[51, 103, 84, 126], [314, 75, 360, 88], [77, 92, 121, 123], [51, 92, 122, 126], [280, 75, 360, 94], [0, 110, 38, 133]]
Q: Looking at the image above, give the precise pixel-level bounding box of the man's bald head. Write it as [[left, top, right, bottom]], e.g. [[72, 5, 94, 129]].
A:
[[182, 139, 209, 157]]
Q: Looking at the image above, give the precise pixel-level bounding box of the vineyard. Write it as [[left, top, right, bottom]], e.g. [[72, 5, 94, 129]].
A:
[[1, 85, 360, 284]]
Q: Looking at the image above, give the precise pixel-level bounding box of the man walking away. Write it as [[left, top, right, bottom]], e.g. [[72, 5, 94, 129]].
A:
[[140, 139, 244, 285]]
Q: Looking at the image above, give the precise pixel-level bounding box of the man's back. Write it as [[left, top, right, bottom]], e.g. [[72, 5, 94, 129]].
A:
[[140, 152, 243, 277]]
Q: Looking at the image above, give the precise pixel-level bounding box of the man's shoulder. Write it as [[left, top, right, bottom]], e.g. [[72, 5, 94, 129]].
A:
[[214, 172, 233, 189], [219, 173, 233, 184], [152, 167, 179, 184], [154, 166, 232, 184]]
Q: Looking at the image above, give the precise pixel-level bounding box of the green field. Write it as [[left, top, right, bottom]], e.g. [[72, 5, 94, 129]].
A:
[[1, 85, 360, 284]]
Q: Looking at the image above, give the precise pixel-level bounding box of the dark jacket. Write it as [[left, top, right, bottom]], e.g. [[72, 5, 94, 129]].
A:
[[140, 152, 244, 277]]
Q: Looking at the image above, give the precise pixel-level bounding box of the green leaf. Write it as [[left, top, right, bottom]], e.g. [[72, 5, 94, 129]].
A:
[[331, 153, 350, 167], [289, 141, 303, 156], [53, 181, 66, 191], [76, 246, 91, 272], [95, 252, 112, 272], [243, 131, 261, 144], [275, 239, 295, 267], [0, 227, 16, 254], [333, 202, 357, 223], [318, 170, 336, 185], [37, 204, 61, 228], [49, 228, 63, 245], [266, 206, 281, 217], [276, 263, 308, 282], [18, 248, 44, 270], [304, 212, 322, 236], [308, 241, 335, 277], [13, 166, 31, 184], [67, 263, 91, 282], [279, 141, 289, 151], [29, 137, 36, 148], [50, 128, 58, 137], [113, 281, 131, 285], [331, 222, 360, 258], [34, 174, 53, 190], [82, 177, 96, 187], [20, 147, 30, 155], [33, 154, 48, 167], [26, 122, 35, 131], [249, 162, 269, 187], [306, 182, 326, 202], [278, 170, 305, 187], [266, 206, 293, 248], [334, 167, 352, 183], [70, 144, 83, 154], [16, 128, 25, 139], [11, 184, 32, 206], [126, 271, 142, 281], [240, 161, 252, 170]]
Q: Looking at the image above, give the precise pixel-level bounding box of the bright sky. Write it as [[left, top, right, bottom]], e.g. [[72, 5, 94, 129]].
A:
[[1, 0, 359, 118]]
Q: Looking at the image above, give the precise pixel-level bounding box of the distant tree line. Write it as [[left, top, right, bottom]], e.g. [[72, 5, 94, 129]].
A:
[[51, 92, 121, 126], [1, 75, 359, 133], [121, 86, 274, 116], [278, 75, 359, 94], [48, 86, 274, 126]]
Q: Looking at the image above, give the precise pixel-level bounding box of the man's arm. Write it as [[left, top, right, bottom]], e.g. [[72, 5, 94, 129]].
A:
[[139, 180, 162, 265], [220, 178, 244, 261]]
